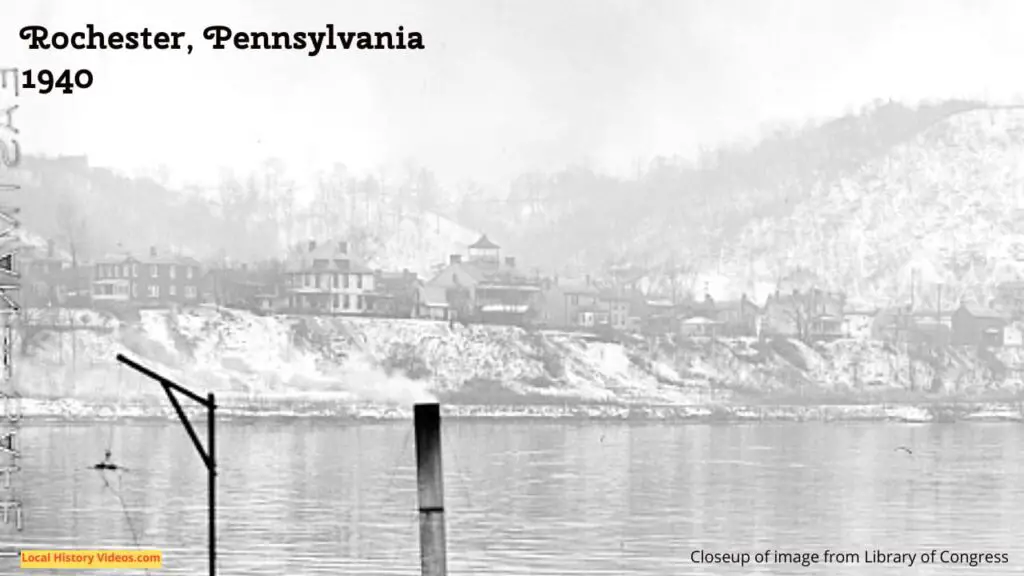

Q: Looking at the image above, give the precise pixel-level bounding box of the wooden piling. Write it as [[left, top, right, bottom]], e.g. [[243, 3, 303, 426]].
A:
[[413, 403, 447, 576]]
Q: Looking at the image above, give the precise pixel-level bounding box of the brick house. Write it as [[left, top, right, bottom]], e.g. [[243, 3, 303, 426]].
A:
[[92, 247, 201, 307], [284, 239, 375, 314]]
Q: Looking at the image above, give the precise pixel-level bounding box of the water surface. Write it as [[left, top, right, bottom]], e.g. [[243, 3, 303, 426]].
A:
[[1, 419, 1020, 574]]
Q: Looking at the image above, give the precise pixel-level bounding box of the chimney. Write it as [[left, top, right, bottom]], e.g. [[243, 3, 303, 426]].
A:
[[308, 240, 317, 252], [505, 256, 516, 268], [450, 254, 462, 265], [46, 239, 54, 258], [149, 246, 157, 257]]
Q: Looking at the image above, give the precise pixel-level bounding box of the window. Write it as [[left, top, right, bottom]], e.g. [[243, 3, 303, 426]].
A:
[[185, 286, 197, 299], [186, 267, 194, 279], [169, 285, 177, 296], [132, 264, 138, 277], [343, 274, 350, 289], [150, 265, 159, 278], [131, 283, 138, 298], [170, 266, 176, 279], [333, 274, 339, 288], [570, 295, 579, 305], [357, 296, 364, 310], [147, 285, 159, 298], [343, 295, 350, 309], [122, 265, 129, 277], [356, 275, 363, 290], [333, 294, 340, 309]]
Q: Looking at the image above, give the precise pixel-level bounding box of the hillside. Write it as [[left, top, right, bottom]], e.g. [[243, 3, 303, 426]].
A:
[[13, 307, 1024, 418], [492, 101, 1024, 305], [11, 156, 481, 277]]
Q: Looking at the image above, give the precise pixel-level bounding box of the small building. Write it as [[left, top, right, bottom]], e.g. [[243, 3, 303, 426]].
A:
[[204, 264, 282, 311], [366, 269, 420, 318], [679, 315, 720, 338], [763, 289, 845, 340], [951, 303, 1010, 347], [842, 304, 877, 339], [714, 294, 760, 337], [414, 285, 450, 320]]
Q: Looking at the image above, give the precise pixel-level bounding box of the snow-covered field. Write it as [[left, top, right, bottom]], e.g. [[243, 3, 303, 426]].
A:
[[12, 307, 1024, 420]]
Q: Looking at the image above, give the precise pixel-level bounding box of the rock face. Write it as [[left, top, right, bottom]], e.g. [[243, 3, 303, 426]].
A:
[[13, 307, 1024, 410]]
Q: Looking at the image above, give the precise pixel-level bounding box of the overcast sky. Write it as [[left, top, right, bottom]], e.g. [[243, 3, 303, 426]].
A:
[[2, 0, 1023, 190]]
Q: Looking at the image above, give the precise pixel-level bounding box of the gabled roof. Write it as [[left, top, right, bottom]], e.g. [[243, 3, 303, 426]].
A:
[[469, 234, 500, 250], [961, 303, 1010, 320], [285, 240, 371, 273], [417, 285, 449, 307]]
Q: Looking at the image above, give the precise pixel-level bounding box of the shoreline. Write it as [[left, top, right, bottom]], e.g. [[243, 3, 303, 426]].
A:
[[14, 397, 1024, 424]]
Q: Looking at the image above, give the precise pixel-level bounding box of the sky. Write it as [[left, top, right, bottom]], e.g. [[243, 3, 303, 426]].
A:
[[2, 0, 1024, 192]]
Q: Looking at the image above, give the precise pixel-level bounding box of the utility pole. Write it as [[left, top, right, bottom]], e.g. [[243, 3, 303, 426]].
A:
[[116, 355, 217, 576]]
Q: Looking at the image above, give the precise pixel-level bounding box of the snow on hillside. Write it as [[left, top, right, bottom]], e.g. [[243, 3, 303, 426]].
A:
[[730, 107, 1024, 307], [354, 211, 481, 278], [12, 307, 1024, 412], [614, 106, 1024, 307]]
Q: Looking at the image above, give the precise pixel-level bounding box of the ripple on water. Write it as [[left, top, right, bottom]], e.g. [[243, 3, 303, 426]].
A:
[[4, 421, 1023, 575]]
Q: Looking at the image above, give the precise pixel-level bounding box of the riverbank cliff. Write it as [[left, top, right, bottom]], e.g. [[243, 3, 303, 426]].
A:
[[14, 307, 1024, 421]]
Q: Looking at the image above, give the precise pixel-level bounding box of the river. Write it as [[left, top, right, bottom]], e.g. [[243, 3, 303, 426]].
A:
[[1, 419, 1021, 574]]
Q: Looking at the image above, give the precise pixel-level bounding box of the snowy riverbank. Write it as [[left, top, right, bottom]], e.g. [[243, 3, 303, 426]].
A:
[[12, 306, 1024, 417], [17, 397, 1024, 423]]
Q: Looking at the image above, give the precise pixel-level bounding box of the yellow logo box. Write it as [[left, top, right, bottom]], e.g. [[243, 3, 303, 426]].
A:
[[20, 550, 163, 569]]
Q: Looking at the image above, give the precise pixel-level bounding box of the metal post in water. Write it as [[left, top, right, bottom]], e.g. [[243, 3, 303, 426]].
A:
[[413, 403, 447, 576], [208, 392, 216, 576]]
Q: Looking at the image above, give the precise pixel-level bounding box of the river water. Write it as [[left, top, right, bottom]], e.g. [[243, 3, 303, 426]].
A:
[[1, 419, 1021, 575]]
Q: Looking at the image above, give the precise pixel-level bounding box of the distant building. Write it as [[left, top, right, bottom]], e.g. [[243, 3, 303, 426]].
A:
[[951, 303, 1010, 347], [19, 240, 79, 307], [92, 246, 201, 307], [283, 239, 375, 315], [426, 234, 541, 326], [842, 303, 877, 340], [366, 269, 420, 317], [714, 294, 760, 337], [763, 289, 845, 340], [203, 263, 284, 312], [414, 285, 450, 320]]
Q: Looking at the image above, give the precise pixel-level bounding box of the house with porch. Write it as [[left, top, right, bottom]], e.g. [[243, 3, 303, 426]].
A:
[[425, 234, 542, 326], [283, 239, 375, 315], [92, 246, 202, 308]]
